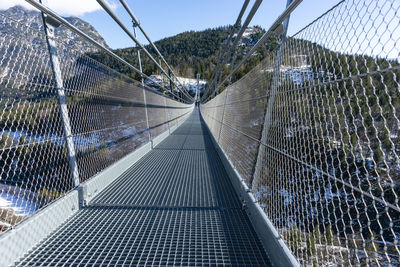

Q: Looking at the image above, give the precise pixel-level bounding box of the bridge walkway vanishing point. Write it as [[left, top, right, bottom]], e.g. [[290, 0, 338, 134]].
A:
[[15, 108, 271, 266]]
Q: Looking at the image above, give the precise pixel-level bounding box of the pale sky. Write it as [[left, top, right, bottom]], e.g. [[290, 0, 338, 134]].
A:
[[1, 0, 343, 49]]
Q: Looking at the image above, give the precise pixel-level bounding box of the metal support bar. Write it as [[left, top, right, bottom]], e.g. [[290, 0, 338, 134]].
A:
[[133, 26, 152, 146], [250, 0, 294, 189], [206, 0, 251, 100], [214, 0, 302, 95], [229, 0, 263, 55], [163, 95, 170, 134], [217, 89, 229, 142], [169, 69, 173, 98], [228, 36, 240, 85], [196, 74, 200, 103], [39, 0, 80, 187], [213, 71, 219, 98], [212, 0, 263, 98]]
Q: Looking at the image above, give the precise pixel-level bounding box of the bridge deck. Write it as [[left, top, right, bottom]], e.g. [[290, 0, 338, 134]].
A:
[[16, 109, 270, 266]]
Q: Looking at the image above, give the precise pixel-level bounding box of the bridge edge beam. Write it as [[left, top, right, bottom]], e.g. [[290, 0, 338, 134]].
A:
[[200, 113, 300, 267]]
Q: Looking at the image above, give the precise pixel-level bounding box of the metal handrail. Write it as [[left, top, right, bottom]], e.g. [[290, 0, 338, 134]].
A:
[[202, 0, 303, 103], [206, 0, 251, 97], [24, 0, 191, 103], [97, 0, 194, 102]]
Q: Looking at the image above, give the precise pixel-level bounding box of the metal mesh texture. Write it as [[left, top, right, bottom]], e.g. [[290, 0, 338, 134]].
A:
[[15, 110, 270, 266], [0, 14, 73, 230], [201, 0, 400, 265], [0, 13, 192, 232]]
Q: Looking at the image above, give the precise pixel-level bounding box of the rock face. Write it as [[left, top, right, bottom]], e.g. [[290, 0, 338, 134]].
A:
[[0, 5, 109, 52]]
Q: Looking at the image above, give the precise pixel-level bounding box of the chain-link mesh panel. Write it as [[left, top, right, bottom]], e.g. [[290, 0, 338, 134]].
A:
[[145, 89, 169, 138], [52, 20, 192, 183], [202, 55, 275, 184], [56, 43, 150, 182], [0, 15, 73, 231], [166, 97, 194, 128], [0, 13, 193, 233], [201, 0, 400, 265]]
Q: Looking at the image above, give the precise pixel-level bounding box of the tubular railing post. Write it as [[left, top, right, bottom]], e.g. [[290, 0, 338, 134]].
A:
[[227, 19, 243, 85], [132, 24, 152, 147], [217, 88, 229, 142], [161, 67, 170, 132], [119, 0, 193, 102], [250, 0, 293, 189], [228, 40, 239, 85], [196, 74, 200, 103], [39, 0, 80, 187], [164, 96, 170, 133], [213, 71, 218, 97], [169, 69, 173, 99]]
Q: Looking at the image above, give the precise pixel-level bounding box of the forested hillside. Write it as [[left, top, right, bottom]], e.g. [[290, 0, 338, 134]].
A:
[[88, 25, 278, 86]]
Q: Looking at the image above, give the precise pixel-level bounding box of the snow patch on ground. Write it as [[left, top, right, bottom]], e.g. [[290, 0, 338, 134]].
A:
[[147, 75, 207, 94]]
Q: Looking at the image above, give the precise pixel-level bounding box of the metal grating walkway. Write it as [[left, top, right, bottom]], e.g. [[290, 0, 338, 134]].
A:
[[15, 109, 271, 266]]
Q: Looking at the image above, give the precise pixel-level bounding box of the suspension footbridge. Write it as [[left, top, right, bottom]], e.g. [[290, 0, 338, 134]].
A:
[[0, 0, 399, 266]]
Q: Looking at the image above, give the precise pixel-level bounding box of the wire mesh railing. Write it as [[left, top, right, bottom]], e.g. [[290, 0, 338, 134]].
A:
[[0, 10, 193, 232], [201, 0, 400, 265]]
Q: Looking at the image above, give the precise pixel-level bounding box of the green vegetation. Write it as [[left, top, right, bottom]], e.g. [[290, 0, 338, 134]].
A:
[[87, 25, 278, 91]]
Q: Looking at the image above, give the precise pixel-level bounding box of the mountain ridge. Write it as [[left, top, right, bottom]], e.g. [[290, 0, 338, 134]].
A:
[[88, 25, 278, 89], [0, 5, 109, 52]]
